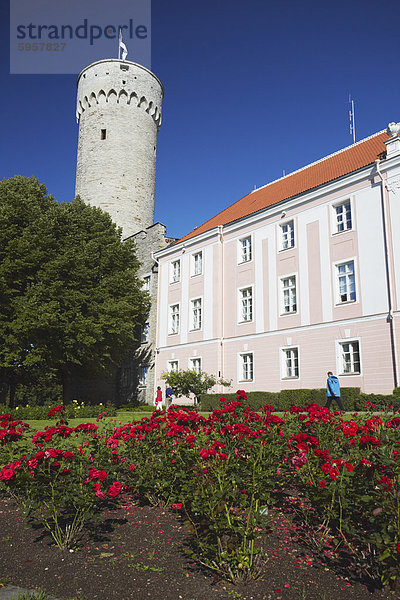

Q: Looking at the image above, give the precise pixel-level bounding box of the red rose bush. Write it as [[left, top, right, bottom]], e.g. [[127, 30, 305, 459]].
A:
[[1, 396, 400, 587]]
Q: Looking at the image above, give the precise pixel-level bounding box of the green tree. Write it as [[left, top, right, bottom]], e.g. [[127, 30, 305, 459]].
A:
[[0, 176, 149, 404], [161, 369, 231, 405]]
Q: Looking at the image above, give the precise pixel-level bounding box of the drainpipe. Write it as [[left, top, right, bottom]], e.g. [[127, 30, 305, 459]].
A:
[[218, 226, 225, 389], [375, 159, 398, 388]]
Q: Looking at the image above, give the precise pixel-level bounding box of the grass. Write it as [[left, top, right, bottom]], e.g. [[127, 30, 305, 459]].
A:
[[15, 590, 52, 600], [20, 409, 384, 431], [23, 411, 210, 431]]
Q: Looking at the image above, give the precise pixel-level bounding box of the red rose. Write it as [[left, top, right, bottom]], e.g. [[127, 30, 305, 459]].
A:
[[0, 467, 14, 482], [329, 468, 339, 480], [319, 480, 327, 488], [108, 482, 122, 498], [397, 543, 400, 556], [321, 462, 331, 474], [129, 464, 135, 471], [171, 503, 183, 510]]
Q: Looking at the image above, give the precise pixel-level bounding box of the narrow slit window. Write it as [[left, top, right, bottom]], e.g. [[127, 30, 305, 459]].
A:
[[101, 129, 107, 140]]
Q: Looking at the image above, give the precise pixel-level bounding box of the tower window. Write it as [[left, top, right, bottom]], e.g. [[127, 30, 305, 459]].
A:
[[101, 129, 107, 140], [122, 80, 126, 85], [120, 64, 129, 71]]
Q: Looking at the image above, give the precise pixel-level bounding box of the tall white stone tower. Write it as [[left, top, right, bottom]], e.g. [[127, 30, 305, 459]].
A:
[[75, 59, 163, 239]]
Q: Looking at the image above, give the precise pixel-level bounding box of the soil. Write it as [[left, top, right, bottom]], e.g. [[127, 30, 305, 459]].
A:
[[0, 493, 398, 600]]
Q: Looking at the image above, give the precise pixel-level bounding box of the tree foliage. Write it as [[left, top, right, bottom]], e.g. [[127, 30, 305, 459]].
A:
[[161, 368, 231, 404], [0, 176, 149, 403]]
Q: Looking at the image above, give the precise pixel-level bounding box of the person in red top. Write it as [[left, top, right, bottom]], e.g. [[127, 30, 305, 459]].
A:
[[155, 386, 163, 411]]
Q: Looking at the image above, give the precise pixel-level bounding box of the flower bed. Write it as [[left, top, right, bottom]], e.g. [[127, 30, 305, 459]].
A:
[[0, 393, 399, 589]]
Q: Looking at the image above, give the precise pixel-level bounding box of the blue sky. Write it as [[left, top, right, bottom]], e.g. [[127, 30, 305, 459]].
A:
[[1, 0, 400, 239]]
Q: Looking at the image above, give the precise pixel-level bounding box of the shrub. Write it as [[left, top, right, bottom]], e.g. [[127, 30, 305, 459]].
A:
[[200, 388, 361, 411], [0, 403, 116, 421]]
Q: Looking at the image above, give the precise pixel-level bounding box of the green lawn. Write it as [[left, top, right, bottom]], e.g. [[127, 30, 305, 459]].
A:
[[23, 411, 211, 431]]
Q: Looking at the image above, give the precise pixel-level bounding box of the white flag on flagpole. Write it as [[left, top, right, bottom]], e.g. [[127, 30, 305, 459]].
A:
[[119, 28, 128, 61]]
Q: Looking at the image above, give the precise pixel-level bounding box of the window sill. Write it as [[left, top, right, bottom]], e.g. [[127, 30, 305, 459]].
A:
[[278, 246, 295, 253], [238, 320, 253, 325], [332, 229, 353, 236], [336, 300, 356, 306], [168, 332, 179, 336], [280, 311, 297, 316], [339, 372, 361, 376], [281, 376, 299, 380]]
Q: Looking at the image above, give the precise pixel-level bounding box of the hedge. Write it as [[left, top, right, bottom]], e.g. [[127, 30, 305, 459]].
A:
[[0, 403, 117, 421], [200, 388, 366, 412]]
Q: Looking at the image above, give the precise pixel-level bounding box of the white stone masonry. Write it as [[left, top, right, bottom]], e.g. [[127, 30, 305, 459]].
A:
[[75, 59, 163, 239]]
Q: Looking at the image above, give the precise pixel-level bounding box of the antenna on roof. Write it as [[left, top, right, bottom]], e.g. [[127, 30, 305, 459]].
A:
[[349, 94, 356, 144]]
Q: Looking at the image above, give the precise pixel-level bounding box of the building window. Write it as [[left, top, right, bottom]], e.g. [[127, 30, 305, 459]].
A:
[[281, 275, 297, 314], [339, 341, 360, 374], [336, 260, 356, 303], [189, 357, 202, 373], [192, 251, 203, 276], [191, 298, 202, 330], [282, 347, 299, 378], [142, 275, 151, 292], [239, 287, 253, 322], [239, 236, 252, 263], [141, 322, 150, 343], [280, 220, 295, 250], [170, 260, 181, 283], [239, 353, 254, 381], [334, 200, 352, 233], [167, 360, 179, 372], [101, 129, 107, 140], [169, 304, 180, 335], [139, 365, 149, 386]]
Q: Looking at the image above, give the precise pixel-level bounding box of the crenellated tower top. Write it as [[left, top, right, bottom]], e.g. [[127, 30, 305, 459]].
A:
[[75, 59, 164, 238]]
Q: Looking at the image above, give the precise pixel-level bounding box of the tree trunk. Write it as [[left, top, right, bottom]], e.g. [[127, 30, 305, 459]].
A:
[[62, 373, 73, 404], [8, 381, 16, 409]]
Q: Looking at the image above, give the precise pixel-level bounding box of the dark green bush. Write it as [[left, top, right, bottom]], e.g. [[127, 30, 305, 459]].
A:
[[358, 393, 398, 411], [200, 388, 362, 412], [0, 402, 116, 421]]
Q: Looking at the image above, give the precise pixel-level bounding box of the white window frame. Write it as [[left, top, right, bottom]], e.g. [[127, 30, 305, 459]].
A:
[[170, 259, 181, 284], [336, 338, 361, 376], [167, 360, 179, 373], [138, 365, 149, 386], [279, 220, 295, 251], [142, 275, 151, 292], [238, 286, 253, 323], [190, 297, 202, 331], [281, 346, 299, 379], [191, 251, 203, 277], [189, 356, 202, 374], [280, 274, 297, 315], [238, 235, 252, 264], [141, 322, 150, 343], [238, 352, 254, 382], [332, 199, 352, 234], [169, 303, 180, 335], [334, 258, 357, 304]]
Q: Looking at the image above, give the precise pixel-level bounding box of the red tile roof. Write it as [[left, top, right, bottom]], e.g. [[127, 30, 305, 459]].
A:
[[178, 130, 389, 243]]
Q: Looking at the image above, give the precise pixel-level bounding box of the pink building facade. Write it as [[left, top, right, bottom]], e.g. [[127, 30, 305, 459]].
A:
[[154, 128, 400, 396]]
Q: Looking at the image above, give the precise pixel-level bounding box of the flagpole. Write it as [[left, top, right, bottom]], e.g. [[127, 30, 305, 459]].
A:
[[118, 27, 120, 59]]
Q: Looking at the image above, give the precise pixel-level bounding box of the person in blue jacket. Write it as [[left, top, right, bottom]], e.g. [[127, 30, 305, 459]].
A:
[[325, 371, 344, 411]]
